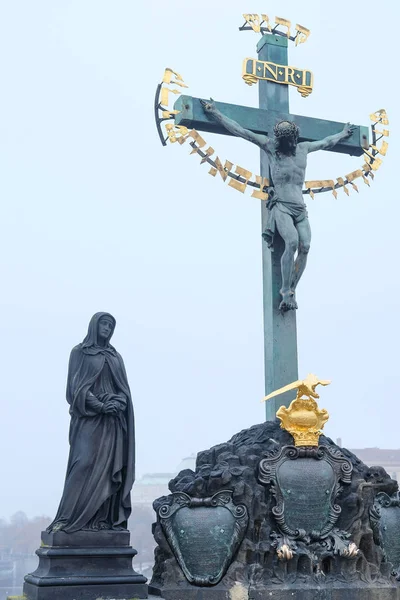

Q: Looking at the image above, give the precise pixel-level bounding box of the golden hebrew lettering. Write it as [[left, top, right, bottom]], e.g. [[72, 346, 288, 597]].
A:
[[336, 177, 349, 196], [243, 13, 262, 32], [370, 109, 389, 125], [252, 189, 269, 200], [257, 175, 270, 188], [295, 24, 310, 45], [372, 128, 389, 137], [175, 126, 190, 144], [209, 157, 221, 178], [172, 80, 188, 89], [164, 124, 189, 144], [188, 130, 206, 149], [362, 164, 375, 179], [363, 149, 374, 161], [162, 68, 182, 84], [321, 180, 335, 191], [241, 15, 310, 43], [364, 151, 383, 171], [370, 141, 389, 156], [345, 169, 363, 192], [346, 170, 362, 182], [160, 87, 170, 107], [304, 180, 335, 190], [211, 157, 233, 181], [162, 110, 180, 119], [160, 86, 181, 107], [165, 124, 178, 143], [162, 68, 188, 88], [304, 179, 337, 199], [261, 14, 272, 31], [162, 69, 174, 85], [200, 146, 215, 164], [371, 157, 383, 170], [251, 176, 270, 200], [158, 66, 388, 202], [275, 16, 291, 37], [229, 166, 252, 193]]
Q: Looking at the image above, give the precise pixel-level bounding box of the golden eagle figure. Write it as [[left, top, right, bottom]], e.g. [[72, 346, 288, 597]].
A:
[[262, 373, 331, 403]]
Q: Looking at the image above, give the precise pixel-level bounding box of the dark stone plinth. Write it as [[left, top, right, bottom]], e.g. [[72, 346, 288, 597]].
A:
[[149, 583, 400, 600], [41, 529, 130, 548], [151, 419, 400, 598], [23, 530, 147, 600]]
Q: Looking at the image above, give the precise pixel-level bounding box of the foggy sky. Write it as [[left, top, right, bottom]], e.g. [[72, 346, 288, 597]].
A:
[[0, 0, 398, 519]]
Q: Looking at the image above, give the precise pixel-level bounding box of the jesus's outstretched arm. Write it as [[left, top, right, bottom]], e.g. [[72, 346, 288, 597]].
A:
[[301, 122, 355, 153], [200, 98, 272, 153]]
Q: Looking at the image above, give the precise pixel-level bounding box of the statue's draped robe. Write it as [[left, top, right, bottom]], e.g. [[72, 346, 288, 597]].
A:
[[48, 313, 135, 533], [263, 195, 308, 250]]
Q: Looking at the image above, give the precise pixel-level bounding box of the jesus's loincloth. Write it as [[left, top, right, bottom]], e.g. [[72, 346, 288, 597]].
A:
[[262, 194, 308, 250]]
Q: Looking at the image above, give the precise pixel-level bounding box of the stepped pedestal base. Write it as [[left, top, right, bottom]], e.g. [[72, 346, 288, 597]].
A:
[[23, 530, 147, 600]]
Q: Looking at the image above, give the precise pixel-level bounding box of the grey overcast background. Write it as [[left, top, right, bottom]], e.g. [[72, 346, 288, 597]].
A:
[[0, 0, 398, 519]]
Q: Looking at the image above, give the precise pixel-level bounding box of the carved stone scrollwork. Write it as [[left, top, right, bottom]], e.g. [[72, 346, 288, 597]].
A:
[[157, 490, 248, 586], [370, 491, 400, 578], [259, 446, 356, 559]]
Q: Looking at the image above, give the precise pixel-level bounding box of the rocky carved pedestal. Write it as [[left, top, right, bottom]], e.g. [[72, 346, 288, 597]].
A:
[[23, 530, 147, 600], [150, 418, 400, 600]]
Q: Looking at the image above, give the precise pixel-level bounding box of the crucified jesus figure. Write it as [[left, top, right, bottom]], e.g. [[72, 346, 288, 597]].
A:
[[200, 99, 355, 311]]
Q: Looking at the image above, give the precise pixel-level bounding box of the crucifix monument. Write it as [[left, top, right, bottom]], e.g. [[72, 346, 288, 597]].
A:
[[155, 17, 384, 420], [150, 14, 394, 600], [199, 98, 355, 312]]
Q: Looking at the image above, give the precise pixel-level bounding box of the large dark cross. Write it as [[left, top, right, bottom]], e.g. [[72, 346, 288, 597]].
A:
[[173, 34, 368, 419]]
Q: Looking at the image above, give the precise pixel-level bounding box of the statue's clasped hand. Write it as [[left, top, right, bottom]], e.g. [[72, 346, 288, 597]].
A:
[[102, 400, 118, 415], [102, 396, 126, 415]]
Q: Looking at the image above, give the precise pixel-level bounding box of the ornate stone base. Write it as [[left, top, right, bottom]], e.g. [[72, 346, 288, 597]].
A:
[[150, 583, 400, 600], [23, 530, 147, 600]]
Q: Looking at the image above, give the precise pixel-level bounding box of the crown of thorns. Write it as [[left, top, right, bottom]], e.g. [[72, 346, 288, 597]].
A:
[[273, 120, 299, 141]]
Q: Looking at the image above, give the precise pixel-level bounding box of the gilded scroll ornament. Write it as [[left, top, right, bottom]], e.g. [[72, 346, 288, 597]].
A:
[[242, 58, 313, 97]]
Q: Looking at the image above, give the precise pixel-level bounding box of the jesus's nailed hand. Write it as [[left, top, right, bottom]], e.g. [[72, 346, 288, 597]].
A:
[[200, 98, 216, 113], [342, 122, 355, 138]]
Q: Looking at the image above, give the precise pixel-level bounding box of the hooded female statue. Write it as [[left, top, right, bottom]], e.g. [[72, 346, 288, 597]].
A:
[[47, 312, 135, 533]]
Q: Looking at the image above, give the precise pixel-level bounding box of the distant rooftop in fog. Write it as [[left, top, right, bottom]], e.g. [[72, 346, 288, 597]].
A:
[[138, 455, 197, 485], [132, 455, 197, 505], [349, 448, 400, 465], [175, 454, 196, 473], [138, 473, 175, 486]]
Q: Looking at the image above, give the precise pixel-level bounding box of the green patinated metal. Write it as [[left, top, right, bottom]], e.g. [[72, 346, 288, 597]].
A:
[[174, 33, 368, 419], [174, 96, 368, 157], [259, 34, 297, 419]]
